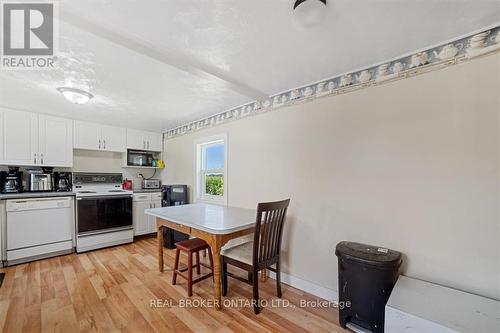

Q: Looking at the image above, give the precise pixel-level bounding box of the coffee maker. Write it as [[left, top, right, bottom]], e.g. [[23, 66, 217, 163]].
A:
[[0, 167, 23, 193], [54, 172, 72, 192], [25, 167, 54, 192]]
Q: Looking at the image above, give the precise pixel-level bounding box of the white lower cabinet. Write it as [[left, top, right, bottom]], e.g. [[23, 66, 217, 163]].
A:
[[133, 192, 162, 236]]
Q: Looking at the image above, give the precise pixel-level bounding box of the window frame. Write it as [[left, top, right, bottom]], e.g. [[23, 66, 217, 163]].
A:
[[194, 133, 228, 205]]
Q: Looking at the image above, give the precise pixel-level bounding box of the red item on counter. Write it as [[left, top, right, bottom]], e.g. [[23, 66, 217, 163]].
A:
[[122, 179, 132, 190]]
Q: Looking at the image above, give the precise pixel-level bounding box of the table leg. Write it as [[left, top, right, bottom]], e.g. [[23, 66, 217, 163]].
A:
[[157, 223, 164, 272], [211, 244, 223, 310]]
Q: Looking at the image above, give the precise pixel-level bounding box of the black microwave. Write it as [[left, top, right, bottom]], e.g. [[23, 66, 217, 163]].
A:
[[127, 150, 154, 167]]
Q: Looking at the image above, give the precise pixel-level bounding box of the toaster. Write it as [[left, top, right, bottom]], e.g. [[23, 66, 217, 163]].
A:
[[142, 179, 161, 189]]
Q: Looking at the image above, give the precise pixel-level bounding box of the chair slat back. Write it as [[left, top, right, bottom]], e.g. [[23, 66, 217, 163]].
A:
[[253, 199, 290, 267]]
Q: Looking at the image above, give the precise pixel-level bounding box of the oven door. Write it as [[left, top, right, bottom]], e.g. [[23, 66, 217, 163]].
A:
[[76, 195, 132, 235]]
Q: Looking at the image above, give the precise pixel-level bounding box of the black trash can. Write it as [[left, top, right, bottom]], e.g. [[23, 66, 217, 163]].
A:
[[335, 241, 402, 333]]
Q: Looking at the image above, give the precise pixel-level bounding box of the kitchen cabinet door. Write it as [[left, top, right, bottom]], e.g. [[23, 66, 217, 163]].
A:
[[145, 131, 163, 152], [38, 115, 73, 167], [126, 129, 146, 150], [148, 200, 162, 233], [101, 125, 126, 152], [133, 200, 151, 236], [74, 121, 101, 150], [0, 109, 38, 166]]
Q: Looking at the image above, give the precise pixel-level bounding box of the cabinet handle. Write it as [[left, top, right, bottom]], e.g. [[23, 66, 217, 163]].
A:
[[143, 140, 146, 149], [33, 153, 37, 164], [99, 140, 101, 149], [147, 141, 150, 149], [104, 140, 106, 149], [40, 153, 43, 164]]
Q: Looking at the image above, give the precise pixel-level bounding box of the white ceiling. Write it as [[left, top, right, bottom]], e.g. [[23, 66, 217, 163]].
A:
[[0, 0, 498, 132]]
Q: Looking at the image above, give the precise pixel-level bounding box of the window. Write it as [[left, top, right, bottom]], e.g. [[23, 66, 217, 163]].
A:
[[195, 134, 227, 204]]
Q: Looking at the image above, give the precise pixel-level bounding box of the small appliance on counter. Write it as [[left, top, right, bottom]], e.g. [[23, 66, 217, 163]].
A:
[[142, 178, 160, 189], [0, 167, 23, 193], [161, 185, 189, 248], [122, 178, 133, 190], [54, 172, 72, 192], [25, 167, 54, 192]]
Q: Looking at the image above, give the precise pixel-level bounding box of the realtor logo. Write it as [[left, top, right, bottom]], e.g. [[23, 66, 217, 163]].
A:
[[1, 1, 58, 69]]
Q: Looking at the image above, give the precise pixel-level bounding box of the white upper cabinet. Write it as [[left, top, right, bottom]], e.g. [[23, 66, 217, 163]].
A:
[[74, 121, 126, 152], [73, 121, 101, 150], [126, 129, 162, 152], [38, 115, 73, 167], [126, 129, 146, 150], [0, 108, 73, 167], [101, 125, 126, 152], [145, 132, 163, 152], [0, 109, 37, 166]]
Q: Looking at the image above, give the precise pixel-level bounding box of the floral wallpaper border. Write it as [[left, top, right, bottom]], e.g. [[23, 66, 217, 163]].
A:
[[165, 25, 500, 139]]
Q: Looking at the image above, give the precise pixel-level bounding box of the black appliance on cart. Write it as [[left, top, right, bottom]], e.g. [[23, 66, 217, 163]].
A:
[[161, 185, 190, 248]]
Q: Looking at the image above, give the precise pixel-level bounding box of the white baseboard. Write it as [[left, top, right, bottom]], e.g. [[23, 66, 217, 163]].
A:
[[268, 270, 338, 302]]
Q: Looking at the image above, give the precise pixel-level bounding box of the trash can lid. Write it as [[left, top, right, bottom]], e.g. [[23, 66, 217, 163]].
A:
[[335, 241, 402, 268]]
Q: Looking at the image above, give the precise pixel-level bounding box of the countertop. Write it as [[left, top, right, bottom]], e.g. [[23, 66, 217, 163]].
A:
[[0, 192, 76, 200], [0, 189, 161, 200], [132, 189, 162, 193], [145, 203, 256, 234]]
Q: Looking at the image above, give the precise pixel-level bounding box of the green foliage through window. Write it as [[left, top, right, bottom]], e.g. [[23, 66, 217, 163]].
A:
[[205, 174, 223, 196]]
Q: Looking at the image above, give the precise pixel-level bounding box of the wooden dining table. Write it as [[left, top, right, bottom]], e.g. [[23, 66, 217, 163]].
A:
[[145, 203, 256, 309]]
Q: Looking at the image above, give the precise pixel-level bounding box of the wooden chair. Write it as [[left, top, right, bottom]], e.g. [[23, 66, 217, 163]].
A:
[[172, 238, 214, 297], [221, 199, 290, 314]]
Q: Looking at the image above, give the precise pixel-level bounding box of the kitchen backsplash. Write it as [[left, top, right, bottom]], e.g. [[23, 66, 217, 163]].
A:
[[0, 149, 163, 190]]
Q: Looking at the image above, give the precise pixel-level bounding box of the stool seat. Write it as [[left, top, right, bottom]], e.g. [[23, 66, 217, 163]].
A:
[[175, 238, 210, 252], [172, 238, 214, 297]]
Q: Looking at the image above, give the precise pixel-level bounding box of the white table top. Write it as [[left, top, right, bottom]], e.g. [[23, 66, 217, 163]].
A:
[[145, 203, 256, 234]]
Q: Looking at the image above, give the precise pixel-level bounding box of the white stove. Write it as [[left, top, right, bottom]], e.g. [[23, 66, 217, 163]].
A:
[[74, 188, 133, 198], [73, 173, 133, 252]]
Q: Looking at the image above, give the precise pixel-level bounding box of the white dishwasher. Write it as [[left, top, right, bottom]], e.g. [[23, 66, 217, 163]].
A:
[[6, 196, 74, 265]]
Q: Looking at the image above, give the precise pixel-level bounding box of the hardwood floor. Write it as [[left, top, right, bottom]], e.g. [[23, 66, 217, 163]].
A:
[[0, 236, 346, 332]]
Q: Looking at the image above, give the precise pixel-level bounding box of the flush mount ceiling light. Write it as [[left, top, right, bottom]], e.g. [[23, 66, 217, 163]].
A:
[[56, 87, 94, 105], [293, 0, 326, 10], [293, 0, 327, 27]]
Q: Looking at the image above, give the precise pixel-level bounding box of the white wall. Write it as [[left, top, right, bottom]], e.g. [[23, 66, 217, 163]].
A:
[[162, 53, 500, 300]]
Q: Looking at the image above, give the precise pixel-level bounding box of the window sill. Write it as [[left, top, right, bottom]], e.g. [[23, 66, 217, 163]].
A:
[[197, 197, 227, 206]]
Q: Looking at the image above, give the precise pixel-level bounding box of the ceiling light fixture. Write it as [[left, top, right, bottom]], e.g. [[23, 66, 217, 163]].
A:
[[56, 87, 94, 105], [293, 0, 326, 10], [293, 0, 327, 27]]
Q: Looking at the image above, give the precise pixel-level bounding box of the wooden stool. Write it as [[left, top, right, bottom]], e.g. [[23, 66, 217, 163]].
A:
[[172, 238, 214, 296]]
